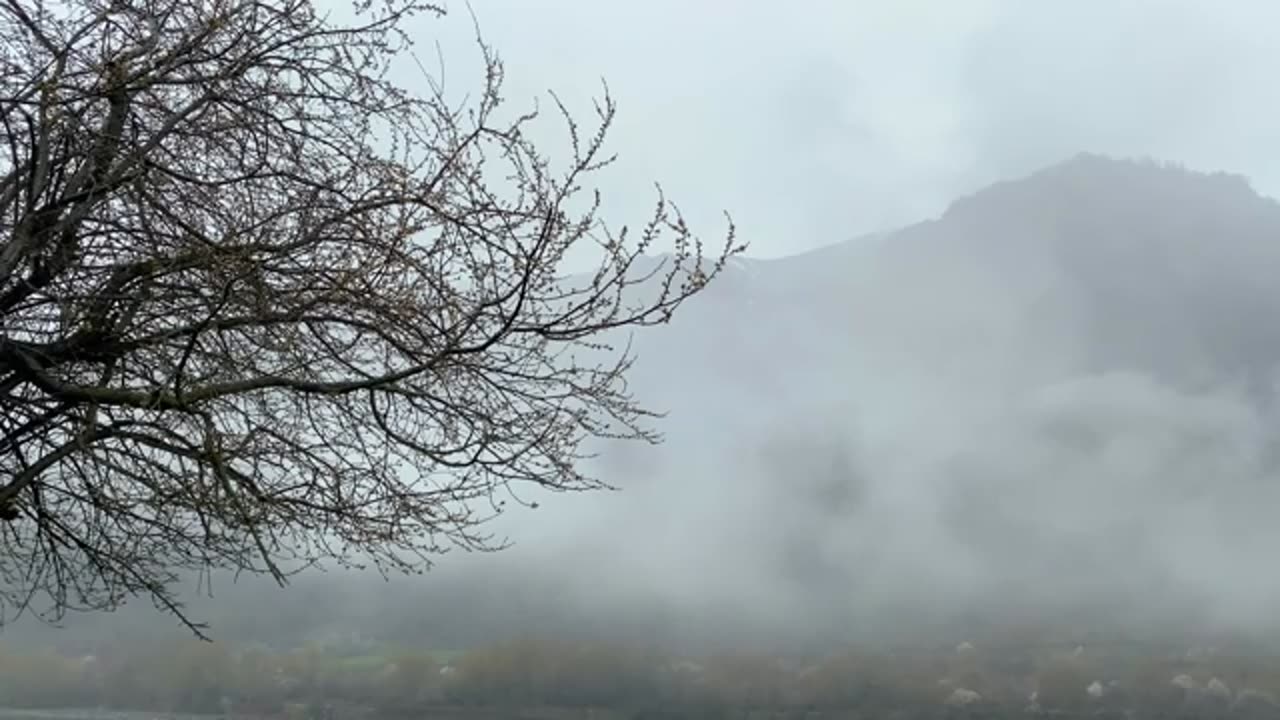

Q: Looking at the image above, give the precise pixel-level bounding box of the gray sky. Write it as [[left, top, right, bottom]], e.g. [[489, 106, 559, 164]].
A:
[[411, 0, 1280, 259]]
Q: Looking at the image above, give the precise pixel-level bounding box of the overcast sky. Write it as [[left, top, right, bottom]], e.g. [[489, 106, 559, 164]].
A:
[[401, 0, 1280, 260]]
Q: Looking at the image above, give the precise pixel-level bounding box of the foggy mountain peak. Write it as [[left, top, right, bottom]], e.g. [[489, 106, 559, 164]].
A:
[[734, 152, 1280, 399], [354, 155, 1280, 651], [940, 152, 1269, 233], [961, 151, 1256, 204], [701, 152, 1279, 316], [587, 153, 1280, 647], [626, 152, 1280, 447]]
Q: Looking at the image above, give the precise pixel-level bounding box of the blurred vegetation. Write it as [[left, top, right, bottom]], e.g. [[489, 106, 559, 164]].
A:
[[3, 636, 1280, 718]]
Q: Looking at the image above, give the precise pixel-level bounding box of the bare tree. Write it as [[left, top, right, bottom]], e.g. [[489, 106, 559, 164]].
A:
[[0, 0, 742, 636]]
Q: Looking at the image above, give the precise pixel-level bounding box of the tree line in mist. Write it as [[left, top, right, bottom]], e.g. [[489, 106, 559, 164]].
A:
[[5, 634, 1280, 719]]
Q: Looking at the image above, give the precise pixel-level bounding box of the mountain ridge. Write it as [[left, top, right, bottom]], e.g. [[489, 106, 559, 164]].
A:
[[589, 152, 1280, 645], [652, 152, 1280, 395], [698, 153, 1271, 267]]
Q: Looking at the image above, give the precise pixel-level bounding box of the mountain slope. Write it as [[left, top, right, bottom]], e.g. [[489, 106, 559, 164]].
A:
[[580, 153, 1280, 644], [650, 153, 1280, 401]]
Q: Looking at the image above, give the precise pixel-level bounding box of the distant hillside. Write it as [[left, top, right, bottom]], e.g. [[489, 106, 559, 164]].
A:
[[595, 153, 1280, 645], [638, 153, 1280, 411]]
